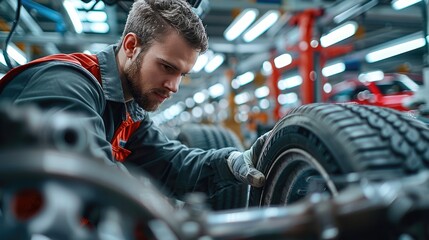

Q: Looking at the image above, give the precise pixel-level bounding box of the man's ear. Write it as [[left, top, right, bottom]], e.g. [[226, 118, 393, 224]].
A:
[[122, 33, 140, 59]]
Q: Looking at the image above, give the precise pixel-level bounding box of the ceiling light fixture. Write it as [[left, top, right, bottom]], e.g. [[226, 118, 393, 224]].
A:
[[358, 70, 384, 82], [243, 10, 280, 42], [0, 51, 6, 66], [88, 22, 110, 33], [63, 0, 83, 33], [234, 92, 252, 105], [322, 62, 346, 77], [224, 9, 259, 41], [192, 53, 209, 73], [209, 83, 225, 98], [278, 92, 298, 105], [86, 11, 108, 22], [262, 61, 273, 75], [333, 0, 377, 24], [392, 0, 421, 10], [365, 32, 425, 63], [320, 21, 358, 47], [193, 91, 207, 104], [278, 75, 302, 90], [204, 54, 225, 73], [5, 45, 27, 65], [255, 86, 270, 98], [274, 53, 292, 68], [235, 71, 255, 87]]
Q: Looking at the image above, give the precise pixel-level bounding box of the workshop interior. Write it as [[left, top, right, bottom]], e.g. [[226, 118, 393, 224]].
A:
[[1, 0, 429, 239]]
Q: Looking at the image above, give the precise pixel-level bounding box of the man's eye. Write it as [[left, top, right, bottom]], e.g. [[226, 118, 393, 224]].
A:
[[163, 64, 174, 72]]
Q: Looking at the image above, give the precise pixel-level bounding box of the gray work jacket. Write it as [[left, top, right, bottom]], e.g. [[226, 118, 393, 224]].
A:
[[0, 45, 239, 199]]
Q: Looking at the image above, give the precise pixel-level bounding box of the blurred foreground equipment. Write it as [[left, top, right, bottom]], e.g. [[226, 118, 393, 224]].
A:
[[0, 103, 429, 239]]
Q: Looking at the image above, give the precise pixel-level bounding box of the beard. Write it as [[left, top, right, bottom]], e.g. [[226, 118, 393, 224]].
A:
[[124, 55, 166, 112]]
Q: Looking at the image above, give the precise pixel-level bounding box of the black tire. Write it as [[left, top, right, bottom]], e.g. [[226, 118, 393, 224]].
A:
[[177, 124, 244, 151], [250, 103, 429, 207], [177, 124, 213, 149], [177, 124, 247, 210]]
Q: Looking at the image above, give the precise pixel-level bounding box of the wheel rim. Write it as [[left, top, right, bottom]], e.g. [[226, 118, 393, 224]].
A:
[[261, 148, 338, 206]]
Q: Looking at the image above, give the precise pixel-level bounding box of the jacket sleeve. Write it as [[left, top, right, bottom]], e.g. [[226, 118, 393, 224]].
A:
[[123, 113, 241, 199], [0, 62, 112, 162]]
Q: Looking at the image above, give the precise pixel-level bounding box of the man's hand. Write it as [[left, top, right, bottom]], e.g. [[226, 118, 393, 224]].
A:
[[226, 131, 271, 188]]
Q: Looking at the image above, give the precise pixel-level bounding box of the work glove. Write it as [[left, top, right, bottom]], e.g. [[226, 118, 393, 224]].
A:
[[226, 131, 271, 188]]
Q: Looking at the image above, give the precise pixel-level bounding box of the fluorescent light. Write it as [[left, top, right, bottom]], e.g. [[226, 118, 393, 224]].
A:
[[358, 70, 384, 82], [192, 53, 209, 72], [224, 9, 259, 41], [209, 83, 225, 98], [86, 11, 107, 22], [87, 22, 110, 33], [243, 10, 280, 42], [192, 106, 203, 118], [259, 99, 270, 109], [274, 53, 292, 68], [255, 86, 270, 98], [262, 61, 272, 75], [392, 0, 421, 10], [180, 111, 191, 122], [320, 21, 358, 47], [278, 92, 298, 105], [193, 91, 207, 104], [204, 54, 224, 73], [76, 0, 106, 10], [333, 1, 377, 24], [323, 83, 332, 93], [333, 4, 360, 23], [231, 79, 240, 89], [278, 75, 302, 90], [365, 35, 425, 63], [185, 98, 195, 108], [234, 92, 251, 105], [204, 103, 215, 114], [398, 74, 419, 91], [6, 45, 28, 65], [0, 50, 7, 66], [163, 103, 185, 120], [63, 0, 83, 33], [322, 62, 345, 77], [236, 72, 255, 87]]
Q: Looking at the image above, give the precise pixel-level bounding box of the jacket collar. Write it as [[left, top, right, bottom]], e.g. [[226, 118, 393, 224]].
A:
[[97, 45, 146, 121], [96, 45, 125, 103]]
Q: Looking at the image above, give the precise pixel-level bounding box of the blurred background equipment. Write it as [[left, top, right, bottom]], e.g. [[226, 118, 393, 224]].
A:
[[1, 0, 428, 144]]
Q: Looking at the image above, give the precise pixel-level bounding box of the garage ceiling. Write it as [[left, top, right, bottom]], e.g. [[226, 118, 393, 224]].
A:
[[0, 0, 426, 118]]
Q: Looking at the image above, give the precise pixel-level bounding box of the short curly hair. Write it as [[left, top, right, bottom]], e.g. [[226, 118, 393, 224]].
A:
[[120, 0, 208, 53]]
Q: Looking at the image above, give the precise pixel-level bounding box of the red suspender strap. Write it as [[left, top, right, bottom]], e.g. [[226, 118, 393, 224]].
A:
[[0, 53, 102, 91], [0, 53, 139, 162]]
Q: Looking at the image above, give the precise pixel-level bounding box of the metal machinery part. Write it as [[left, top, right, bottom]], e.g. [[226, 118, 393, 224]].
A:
[[0, 104, 191, 239], [1, 103, 429, 239], [203, 171, 429, 240]]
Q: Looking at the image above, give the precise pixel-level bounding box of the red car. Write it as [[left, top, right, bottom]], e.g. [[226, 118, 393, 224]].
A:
[[327, 73, 420, 111]]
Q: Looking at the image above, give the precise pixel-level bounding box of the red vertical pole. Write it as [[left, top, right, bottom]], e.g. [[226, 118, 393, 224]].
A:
[[299, 10, 314, 104], [290, 9, 323, 104], [270, 55, 281, 121]]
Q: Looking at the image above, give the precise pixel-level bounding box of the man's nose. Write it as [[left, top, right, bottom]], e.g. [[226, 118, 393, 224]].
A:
[[163, 76, 181, 93]]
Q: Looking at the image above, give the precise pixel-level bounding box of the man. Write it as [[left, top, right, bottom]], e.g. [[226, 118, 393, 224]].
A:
[[0, 0, 268, 202]]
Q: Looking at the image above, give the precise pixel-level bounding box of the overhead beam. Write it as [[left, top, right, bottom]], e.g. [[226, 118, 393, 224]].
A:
[[0, 32, 120, 46]]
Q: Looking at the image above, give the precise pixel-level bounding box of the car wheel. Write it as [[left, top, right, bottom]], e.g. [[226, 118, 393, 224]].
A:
[[250, 103, 429, 206]]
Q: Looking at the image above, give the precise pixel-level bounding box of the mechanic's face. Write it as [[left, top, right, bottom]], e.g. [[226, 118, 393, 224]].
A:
[[124, 31, 199, 112]]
